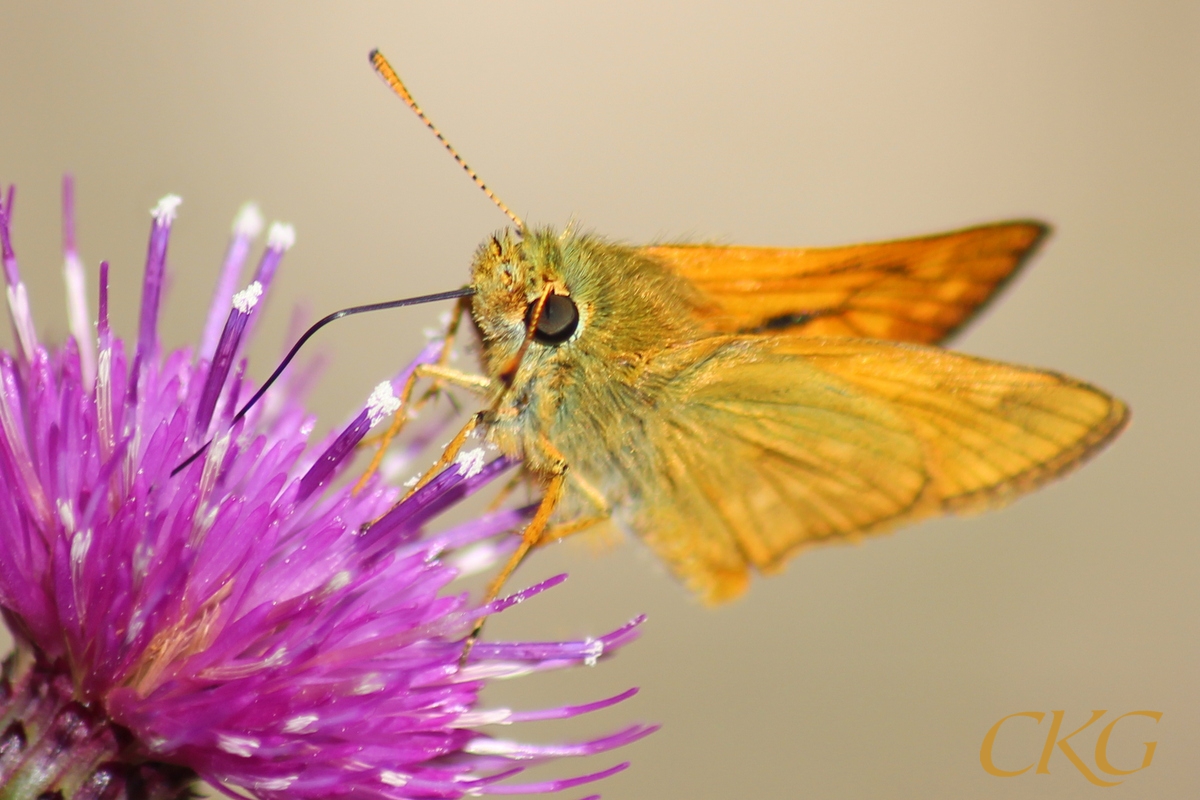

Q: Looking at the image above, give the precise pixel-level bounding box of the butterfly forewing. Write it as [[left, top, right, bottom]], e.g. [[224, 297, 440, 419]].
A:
[[636, 336, 1128, 603], [642, 221, 1047, 344]]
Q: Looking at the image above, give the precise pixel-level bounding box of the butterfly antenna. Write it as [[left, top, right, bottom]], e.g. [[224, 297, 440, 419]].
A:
[[370, 49, 525, 233], [171, 286, 475, 477]]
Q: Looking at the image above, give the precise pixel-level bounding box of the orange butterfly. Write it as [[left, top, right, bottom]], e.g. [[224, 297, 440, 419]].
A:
[[368, 52, 1128, 608]]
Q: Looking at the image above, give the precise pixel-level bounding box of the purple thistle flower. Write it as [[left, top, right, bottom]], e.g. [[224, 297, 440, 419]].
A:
[[0, 178, 653, 800]]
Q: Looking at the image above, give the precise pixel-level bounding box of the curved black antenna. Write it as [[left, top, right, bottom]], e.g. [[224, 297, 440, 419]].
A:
[[171, 286, 474, 477]]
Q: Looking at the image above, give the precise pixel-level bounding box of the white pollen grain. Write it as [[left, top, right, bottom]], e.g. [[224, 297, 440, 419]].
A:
[[151, 194, 182, 223], [583, 637, 604, 667], [267, 221, 296, 250], [231, 282, 263, 313], [365, 382, 401, 427], [455, 448, 486, 479], [232, 202, 265, 238]]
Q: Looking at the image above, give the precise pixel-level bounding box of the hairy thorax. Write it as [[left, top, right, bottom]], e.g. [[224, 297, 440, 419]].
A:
[[467, 226, 709, 513]]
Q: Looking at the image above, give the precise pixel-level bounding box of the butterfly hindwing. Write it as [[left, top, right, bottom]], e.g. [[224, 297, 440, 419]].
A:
[[636, 335, 1127, 603]]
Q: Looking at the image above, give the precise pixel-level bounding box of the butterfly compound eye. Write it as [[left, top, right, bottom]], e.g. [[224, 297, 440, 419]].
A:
[[526, 293, 579, 345]]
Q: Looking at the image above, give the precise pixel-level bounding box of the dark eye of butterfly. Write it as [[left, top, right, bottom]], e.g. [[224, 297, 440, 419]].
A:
[[526, 293, 579, 345]]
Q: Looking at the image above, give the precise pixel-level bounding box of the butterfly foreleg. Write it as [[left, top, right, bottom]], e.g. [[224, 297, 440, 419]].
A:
[[433, 293, 472, 368], [535, 470, 611, 544], [352, 366, 425, 494], [414, 363, 493, 393], [414, 294, 489, 402], [538, 513, 609, 545], [352, 364, 492, 493], [484, 467, 566, 602], [400, 411, 485, 501], [354, 297, 483, 490], [460, 435, 572, 664]]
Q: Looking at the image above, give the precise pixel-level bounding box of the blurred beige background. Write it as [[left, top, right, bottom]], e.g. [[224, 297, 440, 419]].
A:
[[1, 2, 1196, 798]]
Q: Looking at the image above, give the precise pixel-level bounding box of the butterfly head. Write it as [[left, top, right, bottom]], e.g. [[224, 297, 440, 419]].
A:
[[469, 227, 574, 378], [469, 226, 704, 390]]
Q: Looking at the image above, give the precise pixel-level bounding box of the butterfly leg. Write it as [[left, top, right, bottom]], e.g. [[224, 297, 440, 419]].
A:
[[404, 295, 476, 413], [415, 364, 493, 392], [433, 294, 472, 367], [396, 410, 486, 502], [351, 367, 423, 494], [352, 295, 479, 491], [537, 514, 609, 544], [533, 470, 611, 544], [352, 365, 493, 494], [570, 470, 611, 515], [404, 295, 477, 414], [460, 460, 568, 665], [483, 470, 566, 603]]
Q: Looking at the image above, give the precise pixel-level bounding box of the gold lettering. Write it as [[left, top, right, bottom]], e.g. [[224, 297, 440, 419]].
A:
[[980, 712, 1045, 777], [1035, 710, 1064, 774], [1037, 710, 1121, 787], [1095, 711, 1162, 776]]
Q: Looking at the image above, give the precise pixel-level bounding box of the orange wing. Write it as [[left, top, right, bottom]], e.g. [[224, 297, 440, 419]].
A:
[[641, 221, 1048, 344], [637, 335, 1127, 603]]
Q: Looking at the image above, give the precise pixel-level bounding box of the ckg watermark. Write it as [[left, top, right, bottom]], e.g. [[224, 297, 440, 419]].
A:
[[980, 710, 1161, 786]]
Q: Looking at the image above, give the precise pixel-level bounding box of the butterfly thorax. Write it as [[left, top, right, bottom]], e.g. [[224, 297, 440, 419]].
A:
[[469, 227, 709, 507]]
